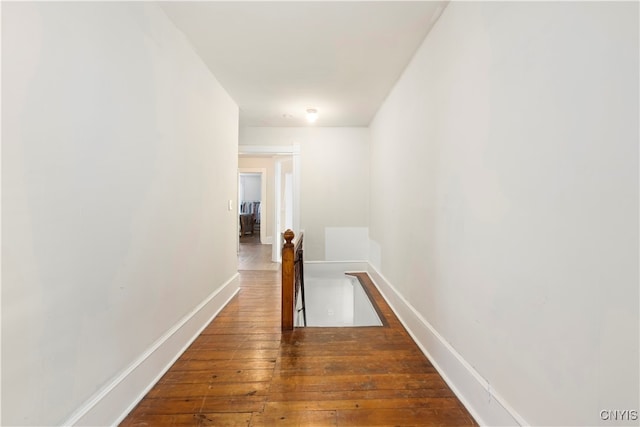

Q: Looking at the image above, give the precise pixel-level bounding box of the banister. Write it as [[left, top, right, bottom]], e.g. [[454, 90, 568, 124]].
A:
[[281, 229, 304, 330]]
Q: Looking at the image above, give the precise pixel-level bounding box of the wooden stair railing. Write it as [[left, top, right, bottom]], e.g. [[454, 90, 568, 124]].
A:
[[281, 229, 305, 330]]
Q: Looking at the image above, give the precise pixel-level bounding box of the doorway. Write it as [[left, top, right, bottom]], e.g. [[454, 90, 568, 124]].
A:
[[238, 145, 300, 269], [237, 168, 273, 270], [238, 171, 264, 244]]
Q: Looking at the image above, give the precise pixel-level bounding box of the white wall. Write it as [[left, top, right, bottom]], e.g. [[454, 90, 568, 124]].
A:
[[370, 2, 638, 425], [240, 127, 370, 261], [240, 126, 299, 147], [2, 3, 239, 425], [240, 174, 261, 202]]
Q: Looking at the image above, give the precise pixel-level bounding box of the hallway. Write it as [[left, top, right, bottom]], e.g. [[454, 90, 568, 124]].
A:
[[4, 3, 636, 425], [120, 270, 477, 426], [238, 235, 278, 272]]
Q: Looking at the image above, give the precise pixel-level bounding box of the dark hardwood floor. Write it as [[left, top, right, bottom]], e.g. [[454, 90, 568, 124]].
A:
[[120, 270, 477, 426]]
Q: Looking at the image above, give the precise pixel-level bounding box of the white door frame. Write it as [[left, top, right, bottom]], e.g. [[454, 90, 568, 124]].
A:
[[239, 145, 301, 263], [273, 160, 282, 262]]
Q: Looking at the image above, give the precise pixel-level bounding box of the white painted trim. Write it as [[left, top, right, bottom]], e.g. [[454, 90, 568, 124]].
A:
[[63, 274, 241, 427], [263, 236, 273, 245], [365, 264, 527, 427], [292, 143, 301, 234], [272, 161, 283, 263], [61, 262, 526, 426]]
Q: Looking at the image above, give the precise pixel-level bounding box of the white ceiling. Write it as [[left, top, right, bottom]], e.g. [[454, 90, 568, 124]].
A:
[[160, 1, 447, 127]]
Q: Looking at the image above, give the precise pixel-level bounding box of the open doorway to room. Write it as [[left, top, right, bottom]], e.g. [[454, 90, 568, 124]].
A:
[[238, 146, 299, 270], [237, 167, 274, 271], [238, 172, 264, 245]]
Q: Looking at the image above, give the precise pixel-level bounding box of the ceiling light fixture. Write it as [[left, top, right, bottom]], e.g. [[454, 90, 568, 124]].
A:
[[306, 108, 318, 123]]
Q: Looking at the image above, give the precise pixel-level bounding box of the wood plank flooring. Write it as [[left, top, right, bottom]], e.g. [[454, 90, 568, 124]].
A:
[[238, 237, 279, 271], [120, 270, 477, 426]]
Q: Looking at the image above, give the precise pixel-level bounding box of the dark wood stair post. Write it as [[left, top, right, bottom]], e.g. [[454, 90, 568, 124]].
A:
[[281, 229, 295, 331]]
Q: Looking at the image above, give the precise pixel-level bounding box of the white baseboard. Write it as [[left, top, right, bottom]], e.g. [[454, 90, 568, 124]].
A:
[[63, 273, 241, 427], [262, 236, 273, 245], [61, 264, 525, 426], [366, 264, 527, 427]]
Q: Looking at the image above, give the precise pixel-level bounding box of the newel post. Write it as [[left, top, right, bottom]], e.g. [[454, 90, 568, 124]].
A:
[[281, 229, 295, 331]]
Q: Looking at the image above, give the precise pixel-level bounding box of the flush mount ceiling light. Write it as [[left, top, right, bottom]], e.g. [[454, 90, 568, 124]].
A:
[[306, 108, 318, 123]]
